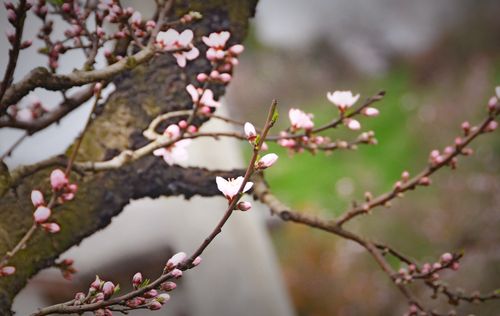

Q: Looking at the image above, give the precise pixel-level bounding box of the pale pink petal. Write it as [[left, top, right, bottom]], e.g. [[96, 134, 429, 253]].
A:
[[347, 119, 361, 130], [243, 181, 253, 193], [50, 169, 68, 190], [185, 84, 199, 102], [178, 29, 193, 46], [153, 148, 167, 156], [34, 206, 51, 223], [216, 176, 229, 197], [174, 53, 187, 67], [184, 47, 199, 60], [31, 190, 44, 207]]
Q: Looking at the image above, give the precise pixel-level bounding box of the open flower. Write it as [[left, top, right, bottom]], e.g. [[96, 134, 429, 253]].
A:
[[202, 31, 230, 48], [216, 176, 253, 200], [153, 139, 191, 166], [186, 84, 220, 108], [327, 90, 360, 111], [289, 108, 314, 130], [156, 29, 199, 67]]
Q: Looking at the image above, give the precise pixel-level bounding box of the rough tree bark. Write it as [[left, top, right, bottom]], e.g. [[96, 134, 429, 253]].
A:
[[0, 0, 258, 313]]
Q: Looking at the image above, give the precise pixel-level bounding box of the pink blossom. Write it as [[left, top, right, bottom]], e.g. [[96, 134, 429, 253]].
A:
[[166, 252, 187, 270], [50, 169, 68, 191], [132, 272, 143, 287], [0, 266, 15, 276], [144, 289, 158, 298], [288, 108, 314, 130], [149, 301, 162, 310], [244, 122, 257, 141], [157, 293, 171, 304], [153, 139, 191, 166], [156, 29, 199, 67], [363, 107, 379, 117], [31, 190, 45, 207], [161, 281, 177, 291], [130, 11, 141, 25], [193, 256, 202, 266], [16, 108, 34, 122], [216, 176, 253, 200], [327, 90, 360, 111], [41, 222, 60, 233], [237, 201, 252, 212], [33, 206, 51, 223], [164, 124, 180, 139], [229, 44, 244, 55], [102, 281, 115, 297], [202, 31, 230, 48], [171, 268, 183, 278], [257, 153, 278, 169], [440, 253, 453, 263], [346, 119, 361, 130], [186, 85, 221, 108], [91, 275, 102, 290]]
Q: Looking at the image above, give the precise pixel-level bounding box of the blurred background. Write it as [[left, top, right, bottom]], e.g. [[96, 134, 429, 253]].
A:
[[2, 0, 500, 315], [227, 0, 500, 315]]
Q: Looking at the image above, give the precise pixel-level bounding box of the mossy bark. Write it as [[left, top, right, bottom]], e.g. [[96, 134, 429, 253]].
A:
[[0, 0, 258, 313]]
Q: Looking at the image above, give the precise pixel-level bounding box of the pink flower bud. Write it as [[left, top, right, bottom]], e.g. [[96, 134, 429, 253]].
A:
[[461, 121, 470, 135], [166, 252, 187, 270], [363, 107, 379, 117], [451, 262, 460, 271], [215, 49, 225, 60], [192, 256, 202, 266], [132, 272, 142, 287], [144, 289, 158, 298], [209, 70, 219, 79], [401, 171, 410, 182], [41, 222, 60, 233], [178, 120, 188, 129], [237, 201, 252, 212], [187, 125, 197, 133], [440, 253, 453, 263], [488, 96, 498, 111], [75, 292, 86, 302], [346, 119, 361, 130], [229, 44, 244, 55], [149, 300, 162, 310], [161, 281, 177, 291], [200, 106, 211, 114], [171, 268, 183, 278], [432, 262, 442, 270], [91, 276, 102, 289], [21, 40, 32, 49], [61, 3, 71, 12], [34, 206, 51, 223], [146, 20, 156, 30], [485, 120, 498, 132], [50, 169, 68, 191], [7, 9, 16, 23], [418, 177, 431, 186], [261, 142, 269, 151], [157, 293, 170, 304], [94, 82, 103, 94], [196, 73, 208, 82], [257, 153, 278, 169], [102, 281, 115, 298], [219, 73, 232, 83], [94, 292, 105, 302], [31, 190, 45, 207], [244, 122, 257, 141], [0, 266, 16, 276]]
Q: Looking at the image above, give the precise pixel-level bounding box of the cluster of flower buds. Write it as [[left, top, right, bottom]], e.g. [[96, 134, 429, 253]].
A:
[[50, 169, 78, 202], [7, 95, 48, 122], [31, 189, 60, 232], [395, 252, 459, 285], [5, 1, 32, 48], [195, 31, 245, 85], [55, 258, 77, 280], [125, 272, 172, 311], [153, 124, 192, 166]]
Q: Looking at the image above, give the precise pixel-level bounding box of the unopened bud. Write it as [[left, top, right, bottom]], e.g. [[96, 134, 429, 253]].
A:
[[237, 201, 252, 212], [132, 272, 142, 287], [161, 281, 177, 291]]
